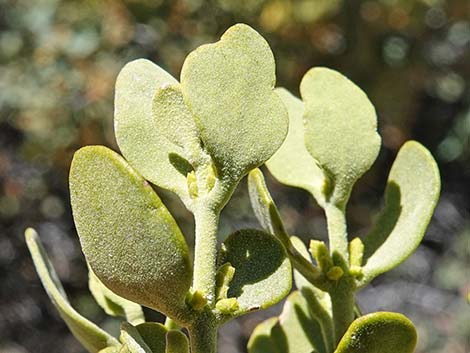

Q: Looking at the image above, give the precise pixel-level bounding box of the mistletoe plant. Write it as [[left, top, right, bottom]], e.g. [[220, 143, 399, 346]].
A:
[[25, 23, 440, 353], [246, 70, 440, 353]]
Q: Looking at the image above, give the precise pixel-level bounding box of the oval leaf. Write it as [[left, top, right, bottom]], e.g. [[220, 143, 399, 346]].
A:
[[70, 146, 192, 319], [114, 59, 189, 200], [247, 317, 282, 353], [120, 323, 153, 353], [266, 88, 327, 206], [25, 228, 120, 352], [181, 23, 288, 180], [88, 266, 145, 325], [165, 330, 190, 353], [136, 323, 168, 353], [360, 141, 440, 286], [218, 229, 291, 315], [301, 67, 381, 206], [334, 312, 417, 353]]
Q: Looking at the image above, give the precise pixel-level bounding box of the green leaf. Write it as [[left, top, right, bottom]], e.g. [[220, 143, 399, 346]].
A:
[[266, 88, 327, 206], [334, 312, 417, 353], [360, 141, 440, 286], [247, 317, 282, 353], [301, 67, 381, 206], [180, 23, 288, 180], [165, 330, 190, 353], [25, 228, 120, 352], [248, 291, 326, 353], [114, 59, 189, 200], [120, 323, 153, 353], [88, 266, 145, 325], [217, 229, 291, 316], [248, 169, 326, 290], [70, 146, 192, 320], [136, 323, 168, 353], [152, 84, 200, 152]]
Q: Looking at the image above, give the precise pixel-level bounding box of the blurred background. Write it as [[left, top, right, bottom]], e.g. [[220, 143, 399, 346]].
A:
[[0, 0, 469, 352]]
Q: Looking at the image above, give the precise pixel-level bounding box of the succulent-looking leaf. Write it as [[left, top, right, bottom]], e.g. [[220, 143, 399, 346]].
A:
[[218, 229, 291, 315], [334, 312, 417, 353], [248, 291, 326, 353], [180, 23, 288, 180], [152, 84, 200, 153], [114, 59, 189, 199], [165, 330, 190, 353], [70, 146, 192, 319], [136, 323, 168, 353], [266, 88, 327, 206], [247, 317, 283, 353], [120, 323, 153, 353], [301, 67, 381, 206], [360, 141, 440, 287], [25, 228, 120, 352], [88, 266, 145, 325]]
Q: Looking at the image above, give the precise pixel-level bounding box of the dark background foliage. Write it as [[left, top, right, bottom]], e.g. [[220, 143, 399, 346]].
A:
[[0, 0, 469, 352]]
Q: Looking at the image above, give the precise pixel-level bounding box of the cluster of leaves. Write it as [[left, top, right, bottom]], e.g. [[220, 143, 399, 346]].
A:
[[26, 23, 441, 353]]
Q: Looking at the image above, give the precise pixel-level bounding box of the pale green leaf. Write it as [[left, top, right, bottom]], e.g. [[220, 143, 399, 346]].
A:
[[218, 229, 291, 315], [360, 141, 440, 286], [180, 23, 288, 180], [136, 323, 168, 353], [152, 84, 200, 152], [334, 312, 417, 353], [114, 59, 189, 199], [301, 67, 381, 206], [266, 88, 327, 206], [248, 291, 326, 353], [88, 266, 145, 325], [165, 330, 190, 353], [120, 323, 153, 353], [25, 228, 120, 352], [247, 317, 282, 353], [70, 146, 192, 320]]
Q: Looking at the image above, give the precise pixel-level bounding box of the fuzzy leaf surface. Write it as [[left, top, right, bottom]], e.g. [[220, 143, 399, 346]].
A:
[[181, 23, 288, 179], [25, 228, 119, 352], [70, 146, 191, 319], [114, 59, 189, 198], [360, 141, 440, 286], [136, 323, 168, 353], [266, 88, 326, 206], [334, 312, 417, 353], [218, 229, 291, 315], [165, 330, 190, 353], [301, 67, 381, 205]]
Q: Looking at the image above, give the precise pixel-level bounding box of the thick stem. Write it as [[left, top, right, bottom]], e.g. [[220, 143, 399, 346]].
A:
[[325, 204, 349, 262], [192, 206, 219, 304], [188, 313, 218, 353], [330, 282, 355, 344]]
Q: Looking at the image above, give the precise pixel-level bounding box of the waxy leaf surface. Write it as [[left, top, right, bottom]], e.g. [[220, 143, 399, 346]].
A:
[[114, 59, 189, 199], [360, 141, 440, 286], [88, 266, 145, 325], [301, 68, 381, 205], [218, 229, 291, 315], [25, 228, 119, 352], [70, 146, 191, 319], [267, 88, 327, 206], [334, 312, 417, 353], [181, 23, 288, 179]]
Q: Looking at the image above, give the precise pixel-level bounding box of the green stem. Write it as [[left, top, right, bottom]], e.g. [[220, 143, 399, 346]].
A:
[[330, 283, 355, 344], [325, 204, 349, 262], [192, 206, 219, 305], [188, 313, 218, 353]]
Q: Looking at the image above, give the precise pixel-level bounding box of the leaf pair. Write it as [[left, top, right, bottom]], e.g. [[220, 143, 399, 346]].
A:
[[115, 23, 288, 208], [267, 69, 380, 208], [257, 67, 440, 285]]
